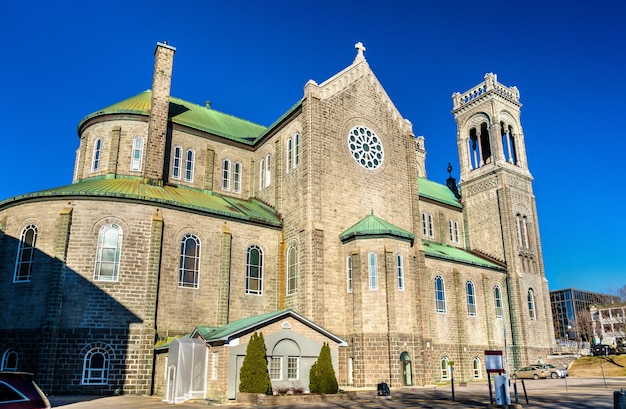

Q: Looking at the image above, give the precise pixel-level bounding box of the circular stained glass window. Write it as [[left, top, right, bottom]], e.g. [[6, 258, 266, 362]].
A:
[[348, 126, 384, 170]]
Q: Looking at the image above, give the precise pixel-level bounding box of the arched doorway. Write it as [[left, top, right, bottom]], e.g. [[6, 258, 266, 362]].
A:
[[400, 352, 412, 386]]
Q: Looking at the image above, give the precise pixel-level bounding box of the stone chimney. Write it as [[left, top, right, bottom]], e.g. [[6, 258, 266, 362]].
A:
[[144, 41, 176, 185]]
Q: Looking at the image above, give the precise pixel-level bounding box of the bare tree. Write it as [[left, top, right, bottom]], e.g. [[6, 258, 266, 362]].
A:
[[619, 285, 626, 303], [575, 309, 594, 343]]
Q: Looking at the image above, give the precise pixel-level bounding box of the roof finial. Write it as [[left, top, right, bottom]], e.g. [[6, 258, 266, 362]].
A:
[[354, 42, 366, 62]]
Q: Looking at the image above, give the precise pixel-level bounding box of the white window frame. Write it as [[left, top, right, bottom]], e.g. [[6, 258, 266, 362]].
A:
[[221, 159, 231, 191], [246, 245, 263, 295], [287, 137, 293, 172], [494, 285, 503, 318], [287, 356, 299, 380], [528, 288, 536, 320], [294, 133, 300, 167], [270, 356, 282, 380], [179, 234, 201, 289], [265, 154, 271, 186], [286, 246, 297, 296], [233, 162, 242, 193], [92, 138, 102, 172], [346, 256, 353, 293], [397, 254, 404, 290], [184, 149, 195, 182], [259, 159, 265, 190], [82, 347, 109, 385], [368, 252, 378, 290], [440, 356, 450, 380], [13, 224, 37, 282], [94, 224, 122, 282], [472, 357, 482, 379], [422, 212, 434, 238], [1, 349, 18, 371], [435, 275, 446, 313], [172, 145, 182, 179], [466, 280, 477, 316], [130, 136, 144, 171]]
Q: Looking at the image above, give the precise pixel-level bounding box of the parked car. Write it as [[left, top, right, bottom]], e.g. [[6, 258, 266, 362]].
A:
[[512, 366, 547, 380], [530, 364, 567, 379], [0, 372, 50, 409]]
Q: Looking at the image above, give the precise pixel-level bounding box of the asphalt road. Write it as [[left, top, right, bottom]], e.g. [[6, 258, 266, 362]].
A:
[[49, 377, 626, 408]]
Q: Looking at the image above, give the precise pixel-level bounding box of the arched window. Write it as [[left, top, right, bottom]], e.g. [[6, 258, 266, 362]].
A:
[[130, 136, 144, 171], [435, 276, 446, 313], [286, 246, 297, 295], [397, 254, 404, 290], [184, 149, 195, 182], [233, 162, 242, 193], [92, 138, 102, 172], [422, 213, 434, 238], [294, 133, 300, 167], [1, 349, 18, 371], [94, 224, 122, 281], [265, 154, 271, 186], [440, 356, 450, 380], [246, 245, 263, 295], [221, 159, 231, 190], [14, 224, 37, 282], [172, 145, 182, 179], [472, 357, 482, 379], [82, 347, 109, 385], [179, 234, 200, 288], [528, 288, 536, 320], [259, 158, 265, 190], [287, 137, 293, 171], [368, 252, 378, 290], [466, 281, 477, 316], [346, 256, 353, 293], [494, 285, 503, 318]]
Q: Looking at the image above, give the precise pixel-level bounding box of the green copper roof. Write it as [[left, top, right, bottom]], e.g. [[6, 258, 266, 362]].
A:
[[418, 177, 462, 208], [422, 240, 505, 271], [0, 178, 281, 227], [339, 211, 415, 243], [78, 91, 268, 144]]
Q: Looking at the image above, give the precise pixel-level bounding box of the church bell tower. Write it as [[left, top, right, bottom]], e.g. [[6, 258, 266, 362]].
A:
[[451, 73, 555, 368]]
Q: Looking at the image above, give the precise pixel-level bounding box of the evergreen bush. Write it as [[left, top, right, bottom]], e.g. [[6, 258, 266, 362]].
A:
[[238, 331, 272, 394], [309, 342, 338, 394]]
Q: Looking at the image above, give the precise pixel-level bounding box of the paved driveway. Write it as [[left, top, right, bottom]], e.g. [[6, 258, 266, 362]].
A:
[[49, 377, 626, 408]]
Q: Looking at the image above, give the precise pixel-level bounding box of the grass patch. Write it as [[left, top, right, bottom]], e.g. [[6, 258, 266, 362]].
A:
[[568, 355, 626, 377]]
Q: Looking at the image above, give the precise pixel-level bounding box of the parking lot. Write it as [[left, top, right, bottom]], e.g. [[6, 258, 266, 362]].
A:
[[48, 377, 626, 408]]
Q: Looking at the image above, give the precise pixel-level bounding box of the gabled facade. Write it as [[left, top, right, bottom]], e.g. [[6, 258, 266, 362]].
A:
[[0, 42, 554, 399]]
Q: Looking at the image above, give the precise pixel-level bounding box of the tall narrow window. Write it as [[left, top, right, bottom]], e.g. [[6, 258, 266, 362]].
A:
[[287, 357, 299, 380], [440, 356, 450, 380], [1, 349, 18, 371], [246, 245, 263, 295], [448, 220, 460, 244], [287, 137, 293, 171], [221, 159, 231, 190], [368, 252, 378, 290], [528, 288, 536, 320], [82, 347, 109, 385], [94, 224, 122, 281], [287, 246, 297, 295], [515, 215, 522, 246], [92, 138, 102, 172], [397, 254, 404, 290], [435, 276, 446, 313], [270, 357, 282, 380], [130, 136, 144, 171], [172, 146, 182, 179], [265, 154, 271, 186], [233, 162, 242, 193], [259, 159, 265, 190], [494, 285, 503, 318], [13, 224, 37, 282], [466, 281, 477, 316], [346, 256, 353, 293], [185, 149, 195, 182], [422, 213, 434, 238], [179, 234, 201, 288], [294, 132, 300, 167], [472, 357, 482, 379], [521, 216, 529, 248]]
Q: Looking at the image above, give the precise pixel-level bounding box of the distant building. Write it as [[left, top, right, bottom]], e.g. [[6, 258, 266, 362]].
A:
[[550, 288, 619, 341], [590, 303, 626, 342]]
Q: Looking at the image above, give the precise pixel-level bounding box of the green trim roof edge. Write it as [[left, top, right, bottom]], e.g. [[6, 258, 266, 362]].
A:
[[339, 212, 414, 243], [422, 239, 505, 271]]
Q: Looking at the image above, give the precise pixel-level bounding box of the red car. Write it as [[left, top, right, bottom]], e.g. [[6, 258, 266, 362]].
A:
[[0, 372, 50, 409]]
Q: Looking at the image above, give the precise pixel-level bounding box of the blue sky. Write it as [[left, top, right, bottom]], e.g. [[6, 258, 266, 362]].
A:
[[1, 1, 625, 295]]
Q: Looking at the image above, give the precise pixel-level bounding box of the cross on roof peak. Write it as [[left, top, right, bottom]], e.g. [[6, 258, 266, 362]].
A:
[[354, 42, 366, 61]]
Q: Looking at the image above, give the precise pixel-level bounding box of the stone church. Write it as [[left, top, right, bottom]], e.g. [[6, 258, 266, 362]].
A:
[[0, 42, 555, 400]]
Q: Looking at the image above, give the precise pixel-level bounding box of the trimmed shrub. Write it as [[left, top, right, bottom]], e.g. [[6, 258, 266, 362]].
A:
[[309, 342, 338, 394], [238, 331, 272, 394]]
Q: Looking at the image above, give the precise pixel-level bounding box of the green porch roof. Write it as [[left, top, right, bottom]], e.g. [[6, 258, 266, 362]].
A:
[[422, 240, 505, 271], [78, 91, 268, 144], [418, 177, 462, 208], [339, 211, 414, 243], [0, 177, 281, 227]]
